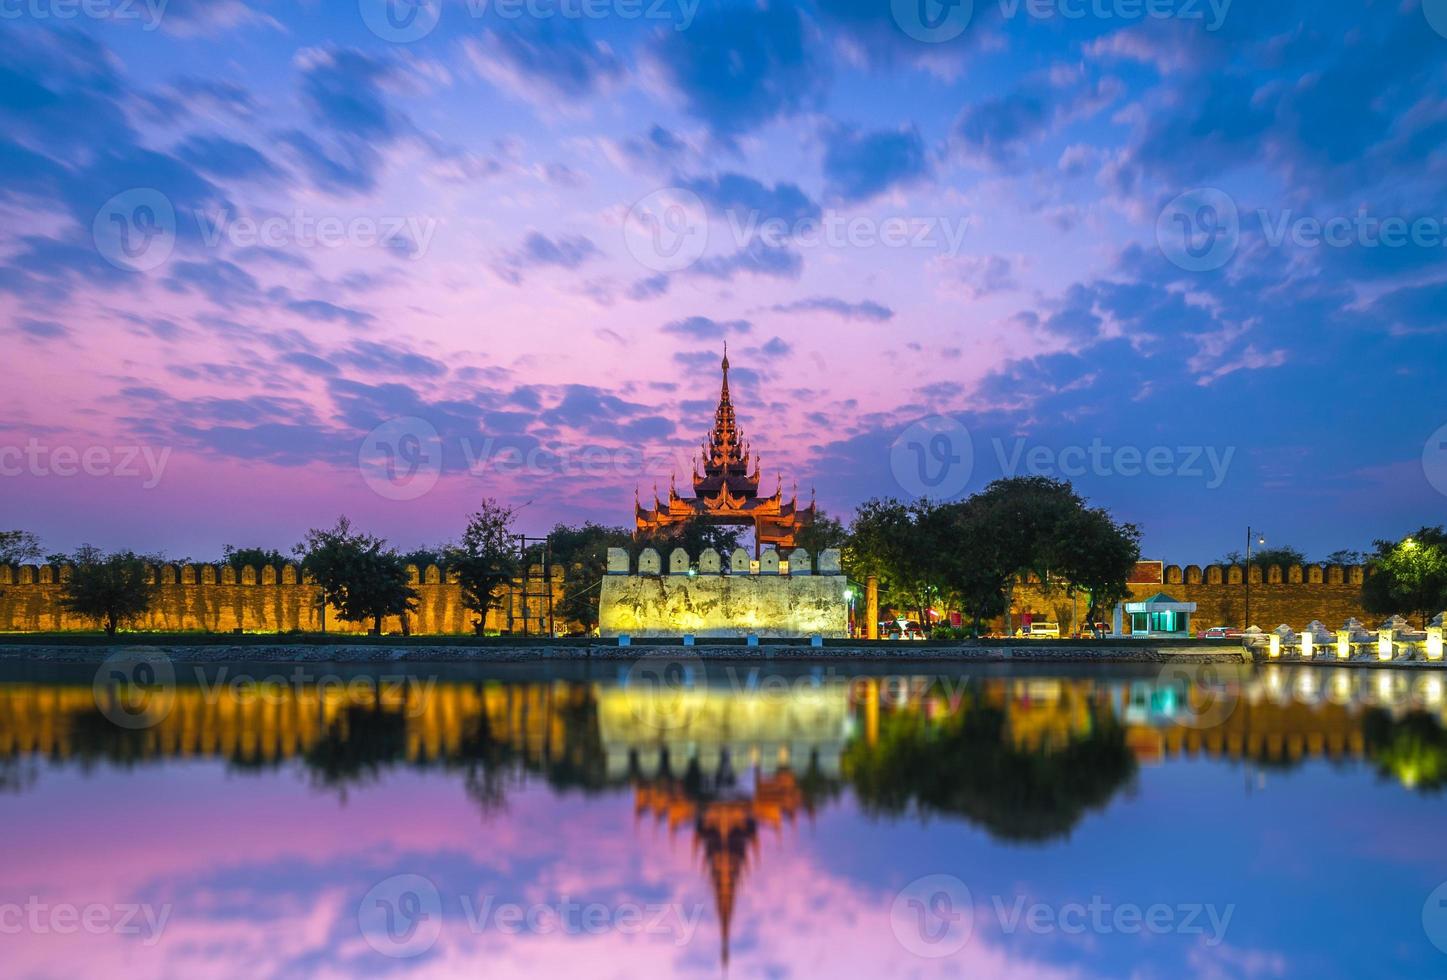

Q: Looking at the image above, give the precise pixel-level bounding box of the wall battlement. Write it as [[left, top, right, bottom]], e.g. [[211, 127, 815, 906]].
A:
[[598, 547, 848, 638], [0, 562, 565, 635]]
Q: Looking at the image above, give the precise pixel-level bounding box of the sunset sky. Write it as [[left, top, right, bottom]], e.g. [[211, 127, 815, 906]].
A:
[[2, 0, 1445, 562]]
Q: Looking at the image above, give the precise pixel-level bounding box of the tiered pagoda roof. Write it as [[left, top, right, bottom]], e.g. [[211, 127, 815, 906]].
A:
[[635, 347, 816, 552]]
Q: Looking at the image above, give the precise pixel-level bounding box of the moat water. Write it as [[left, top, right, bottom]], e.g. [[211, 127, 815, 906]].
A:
[[2, 659, 1446, 978]]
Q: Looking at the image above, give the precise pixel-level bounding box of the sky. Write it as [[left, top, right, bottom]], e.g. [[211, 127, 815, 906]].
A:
[[1, 0, 1445, 563]]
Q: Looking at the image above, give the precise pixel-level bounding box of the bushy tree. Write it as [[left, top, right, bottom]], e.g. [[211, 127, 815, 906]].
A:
[[59, 546, 161, 636], [222, 545, 287, 570], [0, 530, 42, 565], [637, 518, 743, 561], [794, 511, 847, 558], [446, 500, 520, 634], [1361, 528, 1447, 628], [296, 517, 418, 634], [545, 522, 631, 634]]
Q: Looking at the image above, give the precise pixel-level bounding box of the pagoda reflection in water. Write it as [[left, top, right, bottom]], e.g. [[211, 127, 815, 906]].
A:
[[3, 667, 1447, 966]]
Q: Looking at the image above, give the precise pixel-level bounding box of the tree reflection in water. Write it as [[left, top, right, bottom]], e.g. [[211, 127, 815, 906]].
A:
[[1363, 709, 1447, 792], [843, 690, 1137, 843]]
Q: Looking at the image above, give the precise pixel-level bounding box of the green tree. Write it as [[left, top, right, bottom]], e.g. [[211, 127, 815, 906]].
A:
[[971, 477, 1088, 636], [1049, 505, 1142, 629], [794, 511, 847, 558], [1219, 546, 1307, 571], [58, 546, 161, 636], [1360, 528, 1447, 628], [845, 498, 943, 625], [296, 517, 418, 634], [222, 545, 287, 570], [0, 530, 42, 565], [637, 518, 743, 563], [933, 498, 1008, 637], [446, 500, 520, 635], [546, 522, 632, 634]]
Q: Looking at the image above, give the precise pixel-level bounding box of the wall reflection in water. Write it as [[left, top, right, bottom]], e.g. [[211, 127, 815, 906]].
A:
[[2, 665, 1445, 970]]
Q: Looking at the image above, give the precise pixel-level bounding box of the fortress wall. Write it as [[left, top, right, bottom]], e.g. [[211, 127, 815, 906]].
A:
[[0, 563, 567, 635], [598, 546, 849, 638], [1009, 564, 1374, 631]]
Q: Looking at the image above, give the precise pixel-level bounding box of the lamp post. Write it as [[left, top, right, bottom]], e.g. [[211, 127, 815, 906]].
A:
[[1244, 527, 1264, 631]]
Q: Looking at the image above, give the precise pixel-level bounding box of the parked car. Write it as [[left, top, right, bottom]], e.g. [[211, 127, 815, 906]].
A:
[[1075, 622, 1110, 639], [1200, 626, 1244, 639], [1017, 622, 1061, 639]]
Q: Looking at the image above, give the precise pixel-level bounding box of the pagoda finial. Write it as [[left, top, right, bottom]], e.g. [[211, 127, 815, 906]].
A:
[[722, 341, 729, 373]]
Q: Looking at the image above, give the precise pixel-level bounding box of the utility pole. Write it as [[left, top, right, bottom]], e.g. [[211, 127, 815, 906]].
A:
[[1244, 527, 1264, 631]]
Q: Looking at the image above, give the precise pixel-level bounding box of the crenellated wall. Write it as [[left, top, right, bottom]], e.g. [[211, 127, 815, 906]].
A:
[[598, 546, 849, 638], [1009, 563, 1374, 632], [0, 563, 569, 635]]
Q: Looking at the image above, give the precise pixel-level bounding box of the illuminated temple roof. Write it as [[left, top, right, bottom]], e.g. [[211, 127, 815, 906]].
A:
[[635, 346, 816, 551]]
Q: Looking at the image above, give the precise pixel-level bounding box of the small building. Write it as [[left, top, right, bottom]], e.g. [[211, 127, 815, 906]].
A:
[[1115, 593, 1197, 638]]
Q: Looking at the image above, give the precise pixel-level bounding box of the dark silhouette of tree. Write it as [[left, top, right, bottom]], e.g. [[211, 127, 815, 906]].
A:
[[58, 546, 162, 636], [446, 500, 521, 635], [296, 517, 418, 634]]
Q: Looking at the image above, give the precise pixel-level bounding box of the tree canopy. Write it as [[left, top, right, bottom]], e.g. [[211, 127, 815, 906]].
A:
[[1360, 527, 1447, 628], [295, 517, 418, 634], [58, 546, 162, 636]]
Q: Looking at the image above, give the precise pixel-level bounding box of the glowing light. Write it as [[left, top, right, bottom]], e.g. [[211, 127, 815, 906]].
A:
[[1336, 632, 1351, 660], [1301, 632, 1314, 659], [1268, 634, 1281, 659], [1428, 627, 1443, 662], [1378, 631, 1394, 661]]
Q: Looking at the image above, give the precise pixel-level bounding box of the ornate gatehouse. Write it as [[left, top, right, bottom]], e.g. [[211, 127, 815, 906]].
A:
[[635, 347, 815, 556]]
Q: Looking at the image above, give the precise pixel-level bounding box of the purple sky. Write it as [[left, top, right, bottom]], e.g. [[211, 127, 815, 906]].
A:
[[2, 0, 1445, 562]]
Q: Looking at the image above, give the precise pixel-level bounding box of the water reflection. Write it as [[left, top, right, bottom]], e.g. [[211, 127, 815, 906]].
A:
[[2, 664, 1446, 974]]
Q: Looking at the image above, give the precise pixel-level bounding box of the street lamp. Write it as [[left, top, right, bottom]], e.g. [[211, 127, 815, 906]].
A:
[[1244, 527, 1265, 631]]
